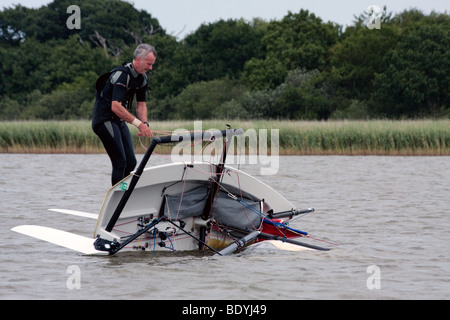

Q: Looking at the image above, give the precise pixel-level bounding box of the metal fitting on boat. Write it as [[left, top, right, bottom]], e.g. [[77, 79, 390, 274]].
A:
[[194, 218, 210, 228]]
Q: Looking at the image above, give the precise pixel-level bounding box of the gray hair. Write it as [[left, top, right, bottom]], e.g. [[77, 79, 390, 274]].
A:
[[133, 43, 157, 60]]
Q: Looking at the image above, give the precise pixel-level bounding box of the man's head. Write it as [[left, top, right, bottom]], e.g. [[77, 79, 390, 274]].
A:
[[133, 44, 157, 74]]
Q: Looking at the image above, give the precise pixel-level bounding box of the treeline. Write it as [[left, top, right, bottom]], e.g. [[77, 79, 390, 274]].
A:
[[0, 0, 449, 121]]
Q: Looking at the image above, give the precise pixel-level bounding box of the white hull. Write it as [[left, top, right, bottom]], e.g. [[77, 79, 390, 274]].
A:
[[94, 161, 295, 253], [11, 161, 324, 254], [11, 129, 329, 255]]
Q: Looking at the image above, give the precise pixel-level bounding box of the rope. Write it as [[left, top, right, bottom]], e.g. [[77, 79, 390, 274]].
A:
[[136, 128, 339, 248]]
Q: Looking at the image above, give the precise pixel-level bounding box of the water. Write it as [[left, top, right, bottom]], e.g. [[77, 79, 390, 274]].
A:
[[1, 154, 449, 300]]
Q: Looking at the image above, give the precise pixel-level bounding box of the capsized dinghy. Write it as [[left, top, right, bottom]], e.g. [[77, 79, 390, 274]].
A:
[[12, 128, 331, 255]]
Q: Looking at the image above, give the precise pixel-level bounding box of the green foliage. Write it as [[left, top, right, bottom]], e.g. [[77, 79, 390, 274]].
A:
[[264, 10, 338, 71], [183, 19, 266, 83], [0, 0, 162, 47], [243, 10, 339, 91], [173, 79, 245, 119], [243, 56, 287, 91], [217, 69, 335, 120], [0, 2, 449, 121], [371, 21, 450, 117], [329, 25, 400, 100]]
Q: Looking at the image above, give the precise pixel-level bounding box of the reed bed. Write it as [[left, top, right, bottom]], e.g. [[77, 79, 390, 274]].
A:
[[1, 120, 449, 155], [0, 121, 102, 153]]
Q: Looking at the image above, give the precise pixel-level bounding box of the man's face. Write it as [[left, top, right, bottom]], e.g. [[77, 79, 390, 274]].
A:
[[134, 52, 156, 74]]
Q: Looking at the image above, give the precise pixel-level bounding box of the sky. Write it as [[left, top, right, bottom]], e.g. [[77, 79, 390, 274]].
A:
[[2, 0, 449, 38]]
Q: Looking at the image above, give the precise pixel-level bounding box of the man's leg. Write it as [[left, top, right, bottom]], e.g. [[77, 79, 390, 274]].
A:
[[94, 121, 128, 186], [118, 121, 137, 178]]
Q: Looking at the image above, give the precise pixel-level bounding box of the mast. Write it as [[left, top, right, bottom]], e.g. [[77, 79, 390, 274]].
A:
[[199, 126, 234, 249]]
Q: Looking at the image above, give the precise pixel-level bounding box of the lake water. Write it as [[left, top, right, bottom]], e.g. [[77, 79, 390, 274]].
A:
[[1, 154, 449, 300]]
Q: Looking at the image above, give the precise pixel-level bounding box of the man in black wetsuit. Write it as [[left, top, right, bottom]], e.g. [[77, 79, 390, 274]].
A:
[[92, 44, 155, 186]]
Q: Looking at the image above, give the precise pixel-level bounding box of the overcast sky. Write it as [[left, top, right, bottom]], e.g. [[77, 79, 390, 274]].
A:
[[2, 0, 449, 38]]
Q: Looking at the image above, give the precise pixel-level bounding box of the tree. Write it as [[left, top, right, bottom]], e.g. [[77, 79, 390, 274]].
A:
[[1, 38, 52, 98], [1, 2, 449, 121], [181, 19, 266, 83], [329, 25, 400, 100], [243, 10, 339, 90], [242, 56, 287, 91], [219, 69, 334, 120], [0, 4, 30, 45], [371, 21, 450, 117], [2, 35, 111, 99], [0, 0, 163, 52], [174, 79, 245, 119]]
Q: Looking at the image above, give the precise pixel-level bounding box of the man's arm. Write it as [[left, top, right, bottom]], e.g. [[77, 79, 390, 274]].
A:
[[111, 101, 152, 137], [136, 101, 148, 124], [111, 101, 135, 123]]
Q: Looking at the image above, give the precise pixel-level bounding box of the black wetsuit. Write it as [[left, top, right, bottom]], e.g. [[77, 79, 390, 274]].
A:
[[92, 63, 148, 186]]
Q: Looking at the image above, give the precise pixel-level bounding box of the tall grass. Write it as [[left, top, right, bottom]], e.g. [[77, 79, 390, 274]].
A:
[[271, 120, 450, 155], [0, 121, 102, 153], [1, 120, 449, 155]]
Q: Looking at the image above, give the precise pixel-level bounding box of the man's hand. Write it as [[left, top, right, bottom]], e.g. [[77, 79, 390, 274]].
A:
[[111, 101, 152, 137], [135, 101, 151, 137], [137, 123, 152, 137]]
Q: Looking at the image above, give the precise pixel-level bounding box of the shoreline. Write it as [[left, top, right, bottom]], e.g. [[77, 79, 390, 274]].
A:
[[1, 146, 449, 156]]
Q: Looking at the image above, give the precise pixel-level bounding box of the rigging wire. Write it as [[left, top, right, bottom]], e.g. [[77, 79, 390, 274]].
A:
[[137, 128, 339, 248]]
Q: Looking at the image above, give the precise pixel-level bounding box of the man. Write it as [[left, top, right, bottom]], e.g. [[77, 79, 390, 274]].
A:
[[92, 44, 155, 185]]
